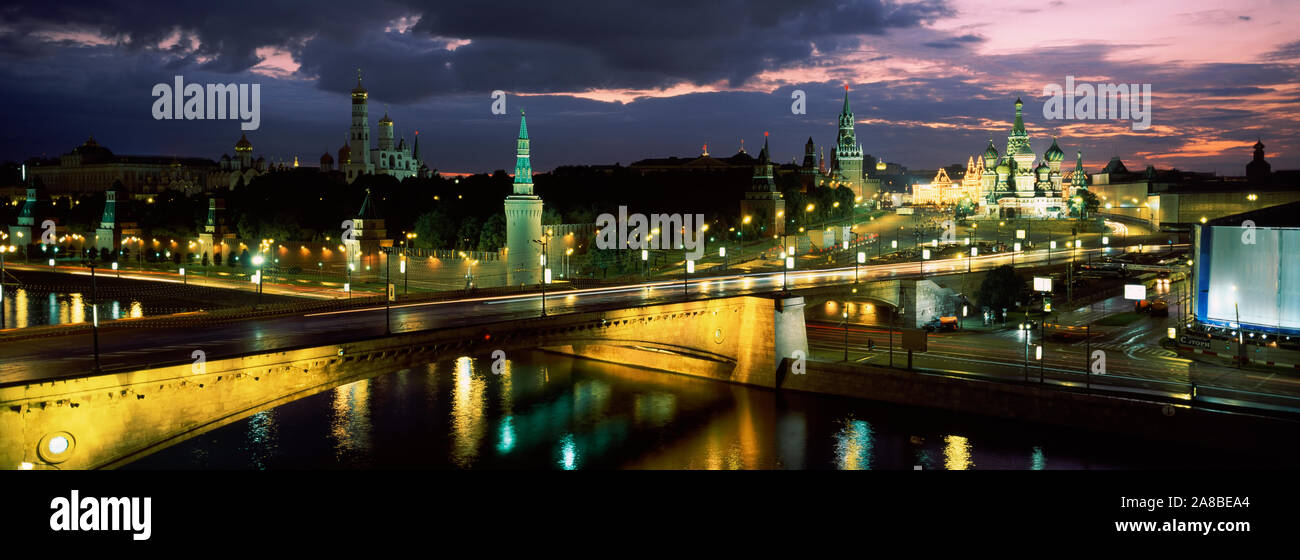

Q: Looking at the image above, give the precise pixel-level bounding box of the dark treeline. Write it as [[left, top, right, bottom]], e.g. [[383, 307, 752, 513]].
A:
[[5, 164, 855, 253]]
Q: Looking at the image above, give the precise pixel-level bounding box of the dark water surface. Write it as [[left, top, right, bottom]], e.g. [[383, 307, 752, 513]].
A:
[[125, 351, 1277, 470]]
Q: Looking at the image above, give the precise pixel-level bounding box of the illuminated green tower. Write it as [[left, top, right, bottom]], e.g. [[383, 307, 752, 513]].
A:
[[505, 110, 544, 286]]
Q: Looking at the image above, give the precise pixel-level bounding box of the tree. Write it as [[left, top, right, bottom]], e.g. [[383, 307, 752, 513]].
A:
[[477, 213, 506, 252], [541, 207, 563, 225], [955, 196, 977, 219], [456, 216, 482, 250], [976, 265, 1024, 321], [1071, 190, 1100, 218]]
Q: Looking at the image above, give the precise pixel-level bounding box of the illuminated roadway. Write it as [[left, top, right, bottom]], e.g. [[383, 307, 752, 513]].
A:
[[0, 243, 1219, 398]]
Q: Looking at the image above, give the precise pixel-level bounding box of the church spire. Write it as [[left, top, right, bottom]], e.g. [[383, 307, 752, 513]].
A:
[[1072, 151, 1088, 187], [1013, 97, 1025, 135]]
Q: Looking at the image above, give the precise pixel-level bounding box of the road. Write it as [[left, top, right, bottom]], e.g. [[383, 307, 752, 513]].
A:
[[805, 278, 1300, 411], [0, 241, 1184, 385]]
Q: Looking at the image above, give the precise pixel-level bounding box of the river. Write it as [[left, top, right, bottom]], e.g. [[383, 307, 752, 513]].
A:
[[123, 351, 1251, 470]]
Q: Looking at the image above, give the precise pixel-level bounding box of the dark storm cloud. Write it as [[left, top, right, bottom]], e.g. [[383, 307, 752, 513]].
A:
[[0, 0, 951, 102], [1264, 40, 1300, 61]]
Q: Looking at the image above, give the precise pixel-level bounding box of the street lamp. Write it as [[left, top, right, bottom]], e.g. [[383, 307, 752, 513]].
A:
[[684, 259, 693, 297], [251, 254, 264, 306], [346, 262, 354, 299], [85, 260, 101, 374], [381, 247, 392, 334], [781, 250, 793, 292], [0, 244, 13, 330], [533, 235, 550, 316], [842, 304, 850, 362], [856, 251, 865, 284]]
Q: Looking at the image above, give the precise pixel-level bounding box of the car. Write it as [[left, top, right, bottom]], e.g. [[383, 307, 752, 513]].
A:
[[1151, 299, 1169, 317]]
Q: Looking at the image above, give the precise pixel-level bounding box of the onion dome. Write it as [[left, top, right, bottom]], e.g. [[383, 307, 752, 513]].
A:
[[234, 133, 253, 152], [995, 161, 1010, 175], [220, 154, 231, 162], [321, 152, 334, 165], [1036, 161, 1050, 177], [378, 112, 393, 126], [351, 69, 367, 95], [1044, 137, 1064, 162], [338, 143, 351, 165], [982, 139, 999, 162]]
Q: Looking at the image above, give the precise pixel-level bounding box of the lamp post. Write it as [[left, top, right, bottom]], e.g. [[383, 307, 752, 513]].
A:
[[782, 250, 793, 293], [684, 259, 693, 298], [86, 261, 101, 374], [741, 215, 751, 260], [252, 254, 264, 307], [842, 305, 850, 362], [404, 232, 416, 295], [0, 244, 10, 331], [383, 247, 392, 335], [533, 235, 550, 317], [1023, 323, 1030, 381], [641, 249, 648, 280], [856, 251, 865, 284], [346, 262, 354, 299]]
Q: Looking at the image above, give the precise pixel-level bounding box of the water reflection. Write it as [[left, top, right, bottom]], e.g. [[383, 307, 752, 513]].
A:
[[450, 356, 487, 467], [1, 287, 150, 328], [944, 435, 973, 470], [330, 378, 372, 465], [125, 351, 1291, 470], [835, 420, 874, 470], [242, 411, 278, 470]]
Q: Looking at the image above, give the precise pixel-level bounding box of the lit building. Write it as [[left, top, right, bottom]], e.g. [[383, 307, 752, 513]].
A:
[[979, 98, 1074, 218], [740, 132, 786, 237], [343, 70, 425, 183], [27, 135, 230, 196]]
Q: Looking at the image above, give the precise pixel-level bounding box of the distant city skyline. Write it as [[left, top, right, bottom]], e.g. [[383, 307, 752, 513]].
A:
[[1, 0, 1297, 175]]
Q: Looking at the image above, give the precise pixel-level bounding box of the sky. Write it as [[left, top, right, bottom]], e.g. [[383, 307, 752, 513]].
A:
[[0, 0, 1297, 175]]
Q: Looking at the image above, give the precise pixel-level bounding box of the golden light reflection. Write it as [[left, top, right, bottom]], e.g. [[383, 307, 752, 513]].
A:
[[69, 293, 84, 324], [450, 356, 486, 467], [129, 301, 144, 318], [329, 378, 372, 460], [15, 288, 28, 328], [943, 435, 973, 470]]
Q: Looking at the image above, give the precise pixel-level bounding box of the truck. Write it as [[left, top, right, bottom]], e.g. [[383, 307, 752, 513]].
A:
[[923, 316, 960, 332]]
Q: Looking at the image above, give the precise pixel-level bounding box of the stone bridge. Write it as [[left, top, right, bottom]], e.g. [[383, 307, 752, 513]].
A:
[[1, 294, 810, 470]]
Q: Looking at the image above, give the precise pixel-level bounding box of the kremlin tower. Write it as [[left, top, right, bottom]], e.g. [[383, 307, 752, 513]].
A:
[[505, 110, 544, 285]]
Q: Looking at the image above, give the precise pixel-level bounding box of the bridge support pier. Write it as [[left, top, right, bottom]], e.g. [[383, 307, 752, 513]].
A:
[[774, 296, 809, 370]]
